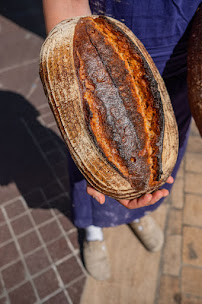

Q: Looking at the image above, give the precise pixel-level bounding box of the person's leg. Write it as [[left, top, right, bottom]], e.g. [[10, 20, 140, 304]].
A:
[[67, 153, 110, 280], [84, 225, 110, 280]]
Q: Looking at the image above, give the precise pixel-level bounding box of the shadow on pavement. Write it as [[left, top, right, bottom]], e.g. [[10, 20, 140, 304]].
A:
[[0, 0, 46, 38], [0, 90, 73, 221]]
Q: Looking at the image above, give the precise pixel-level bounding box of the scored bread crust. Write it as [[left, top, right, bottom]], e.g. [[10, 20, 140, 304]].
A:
[[39, 16, 179, 200]]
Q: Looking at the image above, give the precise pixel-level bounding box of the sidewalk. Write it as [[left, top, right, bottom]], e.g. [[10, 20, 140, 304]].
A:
[[81, 122, 202, 304], [0, 11, 202, 304]]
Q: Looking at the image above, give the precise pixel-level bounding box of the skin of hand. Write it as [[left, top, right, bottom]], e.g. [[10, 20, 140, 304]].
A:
[[86, 176, 174, 209], [43, 0, 91, 34]]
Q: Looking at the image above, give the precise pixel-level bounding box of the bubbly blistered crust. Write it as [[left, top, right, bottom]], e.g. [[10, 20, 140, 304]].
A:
[[39, 16, 179, 200]]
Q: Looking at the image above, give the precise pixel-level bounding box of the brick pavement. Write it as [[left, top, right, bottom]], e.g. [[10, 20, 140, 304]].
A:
[[156, 121, 202, 304], [0, 12, 87, 304], [0, 6, 202, 304]]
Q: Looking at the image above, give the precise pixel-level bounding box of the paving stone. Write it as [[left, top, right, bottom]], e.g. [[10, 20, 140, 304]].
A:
[[49, 195, 72, 219], [8, 281, 37, 304], [0, 209, 5, 224], [0, 298, 8, 304], [47, 237, 71, 263], [187, 136, 202, 153], [0, 16, 42, 71], [1, 122, 39, 201], [182, 295, 202, 304], [185, 173, 202, 195], [163, 235, 182, 276], [39, 138, 59, 154], [182, 266, 202, 297], [43, 291, 70, 304], [176, 158, 185, 178], [30, 206, 54, 225], [39, 220, 62, 243], [40, 113, 55, 126], [157, 275, 180, 304], [48, 123, 63, 139], [68, 231, 79, 250], [0, 224, 12, 244], [42, 181, 63, 200], [170, 177, 184, 209], [33, 268, 60, 299], [45, 149, 66, 165], [186, 153, 202, 173], [4, 199, 26, 219], [166, 209, 182, 235], [0, 183, 21, 204], [52, 161, 69, 180], [2, 261, 26, 289], [0, 242, 19, 268], [183, 194, 202, 227], [0, 62, 39, 98], [57, 257, 83, 286], [183, 226, 202, 266], [58, 215, 74, 232], [0, 118, 56, 201], [190, 120, 201, 137], [37, 103, 51, 116], [0, 279, 4, 295], [24, 189, 45, 208], [67, 277, 86, 304], [27, 120, 52, 145], [59, 176, 70, 193], [51, 134, 66, 149], [0, 4, 45, 35], [25, 248, 50, 275], [18, 230, 41, 254], [28, 81, 47, 109], [3, 5, 45, 34], [10, 214, 33, 236]]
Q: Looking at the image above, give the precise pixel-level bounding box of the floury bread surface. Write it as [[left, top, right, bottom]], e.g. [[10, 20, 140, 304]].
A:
[[39, 16, 178, 200]]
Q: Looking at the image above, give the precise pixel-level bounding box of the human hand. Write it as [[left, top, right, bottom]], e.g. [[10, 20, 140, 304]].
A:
[[86, 176, 174, 209]]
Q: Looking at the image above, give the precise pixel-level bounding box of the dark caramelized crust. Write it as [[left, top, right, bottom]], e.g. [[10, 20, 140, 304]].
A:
[[73, 16, 164, 190], [188, 4, 202, 137]]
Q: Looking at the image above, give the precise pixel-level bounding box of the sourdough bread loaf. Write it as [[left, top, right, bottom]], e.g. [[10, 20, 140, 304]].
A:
[[39, 16, 178, 200]]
